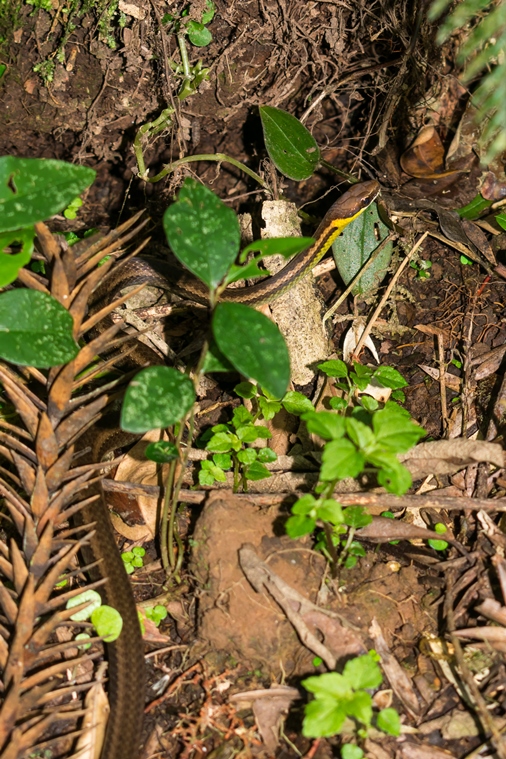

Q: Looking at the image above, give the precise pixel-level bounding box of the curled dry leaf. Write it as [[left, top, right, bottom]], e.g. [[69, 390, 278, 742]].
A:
[[401, 439, 504, 480]]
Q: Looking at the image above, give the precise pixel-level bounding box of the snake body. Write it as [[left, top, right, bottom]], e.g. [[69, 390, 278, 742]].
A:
[[89, 180, 379, 759]]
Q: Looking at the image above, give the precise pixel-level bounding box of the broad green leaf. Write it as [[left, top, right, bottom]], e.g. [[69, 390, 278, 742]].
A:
[[91, 605, 124, 643], [0, 156, 95, 233], [458, 193, 492, 219], [345, 417, 375, 451], [303, 699, 347, 738], [292, 494, 317, 516], [318, 359, 349, 378], [282, 390, 314, 415], [302, 410, 345, 441], [342, 506, 372, 529], [373, 365, 407, 390], [343, 653, 383, 690], [260, 105, 320, 181], [237, 448, 257, 465], [496, 213, 506, 231], [377, 707, 401, 736], [285, 513, 316, 538], [0, 290, 78, 367], [244, 460, 271, 480], [121, 366, 195, 433], [67, 589, 102, 621], [186, 20, 212, 46], [145, 441, 179, 463], [0, 227, 34, 286], [201, 0, 215, 24], [366, 448, 412, 495], [257, 447, 277, 463], [206, 431, 240, 452], [202, 339, 235, 373], [344, 690, 373, 726], [372, 407, 425, 453], [163, 179, 240, 290], [234, 381, 257, 399], [332, 202, 392, 296], [213, 452, 232, 469], [236, 423, 271, 442], [303, 672, 352, 700], [213, 302, 290, 398], [318, 499, 344, 525], [320, 439, 365, 481], [341, 745, 364, 759]]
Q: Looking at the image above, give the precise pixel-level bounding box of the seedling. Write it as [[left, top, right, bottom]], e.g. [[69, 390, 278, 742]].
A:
[[122, 546, 146, 575], [144, 604, 168, 627], [66, 588, 124, 642], [302, 651, 400, 741], [410, 258, 432, 279]]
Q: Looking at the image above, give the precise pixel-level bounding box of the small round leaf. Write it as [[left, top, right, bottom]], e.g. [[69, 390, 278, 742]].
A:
[[91, 605, 124, 643]]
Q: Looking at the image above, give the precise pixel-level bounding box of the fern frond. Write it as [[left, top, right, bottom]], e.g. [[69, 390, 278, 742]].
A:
[[429, 0, 506, 164]]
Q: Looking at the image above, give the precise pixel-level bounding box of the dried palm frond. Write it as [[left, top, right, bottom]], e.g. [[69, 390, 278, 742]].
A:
[[0, 214, 148, 759]]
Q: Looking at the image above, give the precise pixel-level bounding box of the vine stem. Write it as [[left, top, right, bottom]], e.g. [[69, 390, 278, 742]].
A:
[[141, 152, 270, 189]]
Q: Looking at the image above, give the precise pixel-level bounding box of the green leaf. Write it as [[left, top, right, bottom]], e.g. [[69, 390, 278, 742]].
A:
[[201, 0, 215, 24], [258, 396, 281, 420], [458, 193, 493, 219], [317, 499, 344, 525], [302, 410, 345, 440], [366, 448, 412, 495], [163, 179, 240, 290], [0, 227, 34, 286], [202, 338, 236, 373], [292, 494, 317, 516], [232, 406, 253, 426], [67, 589, 102, 621], [259, 105, 320, 181], [0, 157, 95, 233], [282, 390, 314, 415], [234, 381, 257, 399], [213, 302, 290, 399], [303, 672, 352, 699], [257, 447, 277, 463], [321, 439, 365, 481], [236, 423, 271, 442], [145, 441, 180, 463], [341, 744, 364, 759], [342, 506, 372, 529], [0, 290, 79, 367], [345, 417, 375, 451], [244, 460, 271, 480], [186, 20, 212, 46], [376, 707, 401, 736], [372, 407, 425, 453], [237, 448, 257, 465], [373, 366, 407, 390], [206, 431, 239, 452], [213, 452, 232, 469], [303, 698, 347, 738], [132, 546, 145, 557], [91, 605, 124, 643], [345, 690, 373, 727], [332, 202, 392, 296], [343, 653, 383, 690], [318, 359, 349, 378], [360, 395, 378, 412], [496, 213, 506, 231], [121, 366, 195, 433], [285, 513, 316, 538]]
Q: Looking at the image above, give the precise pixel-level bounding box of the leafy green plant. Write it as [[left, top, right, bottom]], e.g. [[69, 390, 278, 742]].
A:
[[66, 589, 123, 642], [122, 546, 146, 575], [302, 651, 400, 741], [410, 258, 432, 280], [144, 604, 168, 627], [285, 360, 425, 571], [428, 0, 506, 163], [162, 1, 215, 99]]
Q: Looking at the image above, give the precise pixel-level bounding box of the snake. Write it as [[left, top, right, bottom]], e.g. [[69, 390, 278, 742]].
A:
[[89, 179, 380, 759]]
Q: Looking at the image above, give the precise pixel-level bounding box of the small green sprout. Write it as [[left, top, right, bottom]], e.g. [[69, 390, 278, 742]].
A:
[[428, 523, 449, 552], [144, 604, 168, 627], [410, 258, 432, 279], [121, 546, 146, 575]]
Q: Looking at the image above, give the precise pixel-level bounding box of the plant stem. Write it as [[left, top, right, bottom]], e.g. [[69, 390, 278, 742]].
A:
[[144, 153, 270, 188]]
